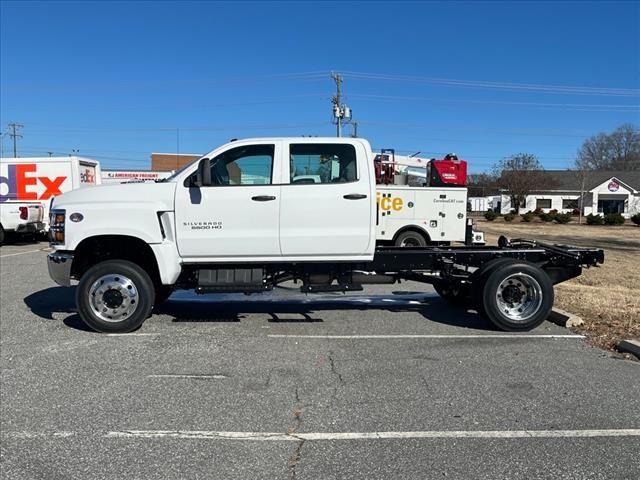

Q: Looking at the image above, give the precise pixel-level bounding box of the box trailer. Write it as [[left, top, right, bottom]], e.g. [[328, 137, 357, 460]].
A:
[[0, 156, 101, 230]]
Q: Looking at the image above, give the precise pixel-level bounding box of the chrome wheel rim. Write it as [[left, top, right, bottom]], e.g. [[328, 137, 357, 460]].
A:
[[495, 273, 543, 322], [89, 274, 139, 322]]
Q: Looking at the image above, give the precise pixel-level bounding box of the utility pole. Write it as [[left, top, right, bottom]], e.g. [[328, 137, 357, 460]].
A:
[[331, 72, 343, 137], [331, 72, 352, 137], [8, 123, 23, 158]]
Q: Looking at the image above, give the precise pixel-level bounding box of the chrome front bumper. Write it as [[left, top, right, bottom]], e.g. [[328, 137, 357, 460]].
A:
[[47, 252, 74, 286]]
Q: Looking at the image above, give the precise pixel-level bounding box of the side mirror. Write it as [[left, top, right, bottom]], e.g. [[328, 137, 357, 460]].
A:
[[195, 158, 211, 187]]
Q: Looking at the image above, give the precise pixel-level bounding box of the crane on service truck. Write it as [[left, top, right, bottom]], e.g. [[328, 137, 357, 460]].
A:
[[46, 137, 603, 334]]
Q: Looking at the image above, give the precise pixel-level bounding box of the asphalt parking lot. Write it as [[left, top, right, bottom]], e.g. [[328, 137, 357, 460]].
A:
[[1, 242, 639, 479]]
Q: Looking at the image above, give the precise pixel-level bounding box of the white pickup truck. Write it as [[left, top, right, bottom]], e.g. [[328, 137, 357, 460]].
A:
[[47, 137, 603, 333], [0, 202, 44, 245]]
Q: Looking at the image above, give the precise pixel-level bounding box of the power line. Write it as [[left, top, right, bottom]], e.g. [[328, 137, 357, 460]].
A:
[[347, 93, 640, 112], [341, 71, 640, 97]]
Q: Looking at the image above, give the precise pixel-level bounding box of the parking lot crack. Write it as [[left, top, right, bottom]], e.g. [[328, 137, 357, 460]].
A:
[[287, 386, 305, 480]]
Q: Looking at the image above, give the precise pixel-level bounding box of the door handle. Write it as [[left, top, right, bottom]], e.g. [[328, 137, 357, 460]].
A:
[[251, 195, 276, 202], [343, 193, 367, 200]]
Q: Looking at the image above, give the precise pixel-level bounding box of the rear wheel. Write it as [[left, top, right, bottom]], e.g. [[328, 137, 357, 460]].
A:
[[395, 230, 427, 247], [76, 259, 155, 333], [478, 261, 554, 331], [0, 225, 4, 246]]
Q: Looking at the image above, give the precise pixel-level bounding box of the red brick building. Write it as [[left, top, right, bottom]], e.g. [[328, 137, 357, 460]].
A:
[[151, 153, 201, 172]]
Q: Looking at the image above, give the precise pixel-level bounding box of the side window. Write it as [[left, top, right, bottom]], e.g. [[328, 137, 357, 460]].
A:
[[289, 144, 357, 184], [210, 144, 274, 185]]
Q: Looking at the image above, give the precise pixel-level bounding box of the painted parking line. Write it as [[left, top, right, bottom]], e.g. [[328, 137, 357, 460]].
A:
[[147, 374, 227, 379], [105, 429, 640, 441], [0, 248, 46, 258], [6, 428, 639, 441], [105, 333, 160, 337], [268, 334, 585, 339]]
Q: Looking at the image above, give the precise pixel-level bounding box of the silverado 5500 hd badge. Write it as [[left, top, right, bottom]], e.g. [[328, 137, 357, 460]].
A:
[[183, 221, 223, 230]]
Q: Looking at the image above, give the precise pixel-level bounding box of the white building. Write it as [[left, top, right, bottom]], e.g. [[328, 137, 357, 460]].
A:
[[498, 170, 640, 218]]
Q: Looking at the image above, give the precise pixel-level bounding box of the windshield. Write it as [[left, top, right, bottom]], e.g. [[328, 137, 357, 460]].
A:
[[160, 159, 203, 182]]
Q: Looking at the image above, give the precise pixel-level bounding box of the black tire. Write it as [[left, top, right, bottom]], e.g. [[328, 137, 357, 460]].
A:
[[478, 261, 554, 331], [394, 230, 427, 247], [433, 279, 469, 306], [76, 259, 155, 333], [154, 285, 174, 306], [0, 225, 4, 246]]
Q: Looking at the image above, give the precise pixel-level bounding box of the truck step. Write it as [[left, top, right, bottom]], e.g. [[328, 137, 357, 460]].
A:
[[301, 284, 363, 293]]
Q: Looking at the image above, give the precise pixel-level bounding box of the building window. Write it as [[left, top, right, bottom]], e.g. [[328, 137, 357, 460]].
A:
[[562, 199, 579, 210], [536, 199, 552, 209]]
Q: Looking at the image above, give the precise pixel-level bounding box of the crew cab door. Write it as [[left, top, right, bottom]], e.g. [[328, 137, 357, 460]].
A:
[[174, 142, 282, 258], [279, 141, 373, 256]]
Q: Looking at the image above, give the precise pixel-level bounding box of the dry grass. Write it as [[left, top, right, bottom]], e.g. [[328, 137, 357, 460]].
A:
[[477, 219, 640, 351]]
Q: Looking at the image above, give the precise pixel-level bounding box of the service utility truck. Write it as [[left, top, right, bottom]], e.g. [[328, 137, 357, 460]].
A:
[[372, 149, 484, 247], [0, 202, 44, 245], [0, 156, 101, 231], [47, 137, 603, 333]]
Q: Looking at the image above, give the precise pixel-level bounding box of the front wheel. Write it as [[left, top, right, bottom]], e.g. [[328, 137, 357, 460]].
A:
[[76, 260, 155, 333], [478, 261, 554, 331]]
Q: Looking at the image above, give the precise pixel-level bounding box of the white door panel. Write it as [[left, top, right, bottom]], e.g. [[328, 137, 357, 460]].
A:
[[176, 186, 280, 257], [174, 142, 282, 258], [279, 142, 372, 256], [279, 184, 370, 255]]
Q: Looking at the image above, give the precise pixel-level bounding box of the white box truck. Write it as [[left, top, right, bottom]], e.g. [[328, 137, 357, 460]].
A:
[[0, 156, 101, 230]]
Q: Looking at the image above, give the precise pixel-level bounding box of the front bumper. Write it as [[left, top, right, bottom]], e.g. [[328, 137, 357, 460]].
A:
[[47, 251, 74, 286]]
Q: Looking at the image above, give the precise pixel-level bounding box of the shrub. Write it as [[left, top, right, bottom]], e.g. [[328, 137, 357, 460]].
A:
[[586, 213, 604, 225], [571, 208, 580, 216], [533, 207, 543, 215], [510, 209, 517, 215], [539, 213, 554, 222], [504, 213, 515, 222], [603, 213, 625, 225], [632, 213, 640, 226], [554, 213, 572, 224], [521, 212, 534, 223], [484, 210, 498, 221]]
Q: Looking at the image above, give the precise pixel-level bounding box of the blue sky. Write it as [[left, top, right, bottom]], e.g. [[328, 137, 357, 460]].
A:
[[1, 0, 639, 172]]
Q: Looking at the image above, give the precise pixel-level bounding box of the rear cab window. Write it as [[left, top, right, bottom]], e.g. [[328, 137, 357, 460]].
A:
[[289, 144, 357, 184]]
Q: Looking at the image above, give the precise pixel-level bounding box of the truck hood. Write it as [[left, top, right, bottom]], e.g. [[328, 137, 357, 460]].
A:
[[52, 181, 176, 211]]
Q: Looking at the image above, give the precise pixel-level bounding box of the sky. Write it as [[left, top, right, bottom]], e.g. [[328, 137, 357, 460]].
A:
[[1, 0, 639, 173]]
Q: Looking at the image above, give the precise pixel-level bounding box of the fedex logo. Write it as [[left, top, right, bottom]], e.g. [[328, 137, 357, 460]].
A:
[[80, 168, 95, 184], [0, 164, 67, 202]]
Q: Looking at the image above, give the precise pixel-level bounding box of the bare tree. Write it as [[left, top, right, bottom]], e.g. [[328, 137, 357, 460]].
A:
[[494, 153, 549, 213], [467, 172, 498, 197], [576, 124, 640, 171]]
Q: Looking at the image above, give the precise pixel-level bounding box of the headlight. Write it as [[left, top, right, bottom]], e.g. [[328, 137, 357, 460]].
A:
[[49, 209, 66, 245]]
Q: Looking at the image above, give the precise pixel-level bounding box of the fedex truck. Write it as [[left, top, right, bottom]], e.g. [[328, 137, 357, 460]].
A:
[[0, 156, 101, 230]]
